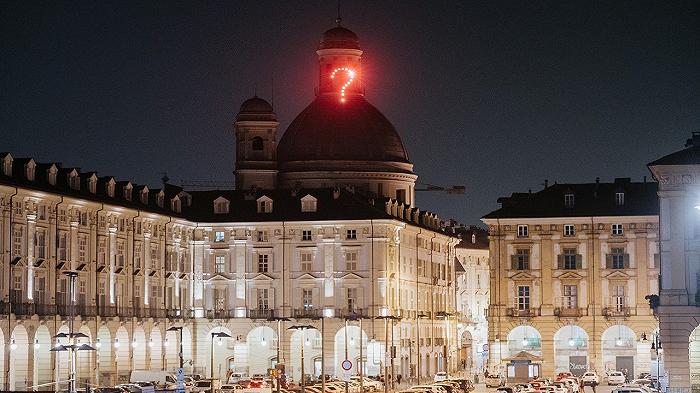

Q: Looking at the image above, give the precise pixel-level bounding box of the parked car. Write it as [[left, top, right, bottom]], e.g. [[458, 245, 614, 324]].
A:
[[434, 372, 448, 382], [608, 372, 626, 386], [582, 372, 600, 386], [351, 376, 383, 391], [222, 385, 245, 393], [485, 375, 505, 388]]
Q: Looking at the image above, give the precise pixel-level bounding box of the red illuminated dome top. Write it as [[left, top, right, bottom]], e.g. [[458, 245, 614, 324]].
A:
[[277, 95, 410, 166], [319, 24, 360, 50], [236, 96, 277, 122]]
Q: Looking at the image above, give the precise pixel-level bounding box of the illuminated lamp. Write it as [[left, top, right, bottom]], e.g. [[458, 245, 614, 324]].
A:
[[330, 67, 356, 102]]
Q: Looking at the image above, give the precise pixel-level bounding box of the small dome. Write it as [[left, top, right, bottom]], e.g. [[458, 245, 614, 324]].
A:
[[237, 96, 277, 121], [319, 25, 360, 50]]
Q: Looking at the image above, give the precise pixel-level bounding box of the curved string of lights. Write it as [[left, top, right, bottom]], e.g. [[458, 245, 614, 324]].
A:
[[330, 67, 356, 102]]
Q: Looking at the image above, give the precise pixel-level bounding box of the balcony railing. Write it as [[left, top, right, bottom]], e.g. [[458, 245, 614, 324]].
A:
[[506, 307, 540, 317], [293, 308, 321, 319], [554, 307, 583, 317], [248, 309, 275, 320], [335, 308, 368, 319], [0, 302, 193, 319]]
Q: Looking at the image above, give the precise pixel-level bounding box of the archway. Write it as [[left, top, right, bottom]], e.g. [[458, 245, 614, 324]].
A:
[[115, 326, 130, 383], [460, 330, 473, 373], [33, 325, 52, 387], [247, 326, 277, 375], [208, 327, 234, 380], [96, 326, 112, 385], [9, 324, 30, 390], [601, 324, 638, 377], [164, 328, 178, 369], [76, 325, 93, 386], [333, 325, 367, 376], [150, 328, 163, 370], [507, 325, 543, 358], [554, 325, 589, 376], [182, 327, 193, 374], [55, 325, 70, 386], [132, 325, 146, 370], [290, 328, 322, 381]]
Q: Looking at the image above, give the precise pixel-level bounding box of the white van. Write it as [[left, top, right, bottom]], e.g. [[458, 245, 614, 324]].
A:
[[130, 370, 178, 386]]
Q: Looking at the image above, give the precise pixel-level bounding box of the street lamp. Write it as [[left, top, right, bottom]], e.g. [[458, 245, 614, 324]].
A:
[[288, 325, 315, 393], [166, 326, 185, 369], [266, 316, 291, 393], [376, 315, 401, 393], [651, 333, 663, 389], [210, 331, 232, 379], [436, 312, 453, 380], [416, 313, 428, 385]]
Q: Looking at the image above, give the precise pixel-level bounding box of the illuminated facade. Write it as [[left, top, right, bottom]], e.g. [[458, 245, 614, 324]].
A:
[[0, 20, 458, 390], [483, 179, 660, 379]]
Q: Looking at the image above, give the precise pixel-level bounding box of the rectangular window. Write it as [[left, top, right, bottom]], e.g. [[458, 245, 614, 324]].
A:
[[215, 255, 226, 273], [134, 284, 141, 298], [302, 230, 312, 241], [35, 230, 46, 259], [346, 229, 357, 240], [134, 244, 141, 268], [515, 249, 530, 270], [346, 251, 358, 271], [58, 233, 67, 261], [79, 236, 87, 263], [80, 212, 88, 226], [563, 248, 577, 269], [300, 252, 312, 272], [257, 288, 269, 310], [564, 224, 575, 237], [302, 289, 313, 310], [347, 287, 358, 311], [517, 225, 529, 237], [615, 192, 625, 206], [116, 241, 125, 266], [37, 205, 46, 220], [257, 230, 268, 242], [612, 285, 625, 311], [612, 224, 624, 236], [417, 259, 425, 277], [563, 285, 577, 308], [258, 254, 269, 273], [12, 226, 23, 257], [214, 231, 225, 242], [517, 286, 530, 310], [611, 247, 625, 269], [564, 193, 575, 208]]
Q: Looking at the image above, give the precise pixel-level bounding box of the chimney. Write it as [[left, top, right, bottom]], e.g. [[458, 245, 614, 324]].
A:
[[544, 179, 548, 189], [685, 132, 700, 148]]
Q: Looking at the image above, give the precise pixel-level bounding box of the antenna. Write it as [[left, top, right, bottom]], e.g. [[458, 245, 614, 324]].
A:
[[336, 0, 342, 25]]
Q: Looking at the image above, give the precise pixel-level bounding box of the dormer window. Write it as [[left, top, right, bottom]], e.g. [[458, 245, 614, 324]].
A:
[[47, 166, 57, 185], [471, 234, 476, 244], [171, 198, 181, 213], [124, 185, 133, 201], [106, 180, 115, 197], [257, 196, 273, 213], [88, 178, 97, 194], [615, 192, 625, 206], [25, 161, 35, 181], [2, 154, 12, 176], [301, 195, 317, 212], [213, 197, 230, 214], [140, 189, 149, 204], [68, 172, 80, 190], [156, 193, 164, 208], [564, 193, 575, 208]]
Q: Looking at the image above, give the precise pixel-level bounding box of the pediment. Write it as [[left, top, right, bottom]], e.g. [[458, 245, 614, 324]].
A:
[[557, 271, 584, 280], [510, 272, 533, 281], [208, 273, 230, 282], [339, 272, 364, 281], [257, 195, 273, 203], [252, 273, 274, 281], [213, 196, 230, 204], [296, 273, 318, 280], [605, 270, 631, 279]]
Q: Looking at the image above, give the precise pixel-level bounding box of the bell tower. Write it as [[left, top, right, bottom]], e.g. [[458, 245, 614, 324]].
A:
[[233, 96, 279, 190], [316, 19, 364, 101]]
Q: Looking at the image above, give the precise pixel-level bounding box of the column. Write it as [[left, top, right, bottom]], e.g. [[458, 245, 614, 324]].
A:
[[26, 214, 36, 302], [143, 232, 151, 306], [108, 227, 117, 305]]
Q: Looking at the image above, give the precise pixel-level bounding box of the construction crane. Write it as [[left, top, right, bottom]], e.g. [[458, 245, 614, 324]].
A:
[[415, 183, 465, 194]]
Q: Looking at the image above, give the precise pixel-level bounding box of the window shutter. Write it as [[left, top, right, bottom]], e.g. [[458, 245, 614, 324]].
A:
[[557, 255, 564, 270], [270, 287, 275, 310], [295, 288, 303, 309], [606, 255, 613, 269], [252, 288, 259, 310], [511, 255, 518, 270], [576, 255, 583, 270], [624, 254, 630, 269], [312, 287, 320, 309]]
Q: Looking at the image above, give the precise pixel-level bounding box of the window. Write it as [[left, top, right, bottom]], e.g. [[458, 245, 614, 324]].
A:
[[257, 288, 269, 310], [88, 179, 96, 193], [615, 192, 625, 206], [37, 205, 46, 220], [214, 231, 225, 242], [300, 252, 312, 272], [517, 286, 530, 310], [58, 233, 67, 261], [302, 289, 313, 310], [258, 254, 269, 273], [124, 186, 132, 201], [612, 285, 625, 311], [69, 173, 80, 190], [156, 193, 164, 208], [80, 212, 88, 226], [171, 198, 181, 212], [563, 285, 578, 308], [396, 189, 406, 203], [346, 251, 358, 271], [562, 248, 578, 269], [612, 224, 624, 236], [257, 230, 268, 242], [132, 244, 140, 268], [514, 249, 530, 270], [35, 231, 46, 259], [79, 236, 87, 263], [214, 200, 229, 214], [417, 259, 425, 277], [610, 247, 625, 269], [347, 287, 358, 311], [517, 225, 528, 237], [116, 241, 125, 266], [302, 230, 312, 241], [252, 136, 264, 151], [346, 229, 357, 240], [215, 255, 226, 273], [564, 193, 575, 208], [12, 226, 22, 257], [564, 224, 575, 237], [301, 195, 317, 212], [257, 198, 272, 213], [140, 190, 149, 204]]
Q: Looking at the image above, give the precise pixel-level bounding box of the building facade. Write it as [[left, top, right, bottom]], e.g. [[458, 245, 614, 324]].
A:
[[482, 179, 660, 379], [0, 20, 459, 391], [454, 226, 490, 376], [648, 132, 700, 392]]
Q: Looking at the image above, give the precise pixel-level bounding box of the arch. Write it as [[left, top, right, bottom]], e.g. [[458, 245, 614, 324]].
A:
[[182, 327, 193, 374], [333, 325, 368, 376], [208, 327, 234, 380], [289, 328, 322, 381], [164, 329, 178, 369], [553, 325, 589, 375], [96, 326, 112, 385], [9, 324, 30, 390], [506, 325, 542, 358], [132, 326, 146, 370], [115, 326, 130, 383], [150, 328, 163, 370], [247, 326, 277, 375], [602, 324, 638, 376], [459, 330, 473, 373], [33, 325, 52, 387]]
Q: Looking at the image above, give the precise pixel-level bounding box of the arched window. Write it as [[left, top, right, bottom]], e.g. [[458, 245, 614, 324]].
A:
[[252, 136, 264, 151]]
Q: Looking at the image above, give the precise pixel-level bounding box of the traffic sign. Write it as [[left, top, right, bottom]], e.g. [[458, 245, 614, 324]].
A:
[[342, 359, 352, 371]]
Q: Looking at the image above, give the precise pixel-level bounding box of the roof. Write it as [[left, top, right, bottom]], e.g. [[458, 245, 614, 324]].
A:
[[454, 226, 489, 249], [503, 351, 542, 363], [319, 25, 360, 50], [278, 96, 410, 165], [236, 96, 277, 122], [483, 178, 658, 219], [648, 135, 700, 167]]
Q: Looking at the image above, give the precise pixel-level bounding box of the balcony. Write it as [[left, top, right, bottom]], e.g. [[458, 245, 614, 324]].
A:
[[554, 307, 583, 317], [204, 309, 237, 319], [603, 306, 631, 318], [335, 308, 368, 319], [248, 309, 275, 320], [293, 308, 321, 319], [506, 307, 540, 318]]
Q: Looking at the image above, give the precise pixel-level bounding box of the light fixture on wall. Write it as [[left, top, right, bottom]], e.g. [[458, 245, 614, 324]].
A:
[[132, 338, 138, 348], [95, 338, 101, 349], [10, 338, 17, 351], [261, 336, 267, 346], [148, 338, 154, 348], [163, 338, 169, 348], [114, 338, 120, 348], [34, 339, 40, 349]]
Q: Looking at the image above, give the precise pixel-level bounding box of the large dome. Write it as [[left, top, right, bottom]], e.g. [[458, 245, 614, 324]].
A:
[[236, 96, 277, 121], [319, 25, 360, 50], [277, 96, 410, 165]]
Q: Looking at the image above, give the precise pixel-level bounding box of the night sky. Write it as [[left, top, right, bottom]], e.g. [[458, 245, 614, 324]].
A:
[[2, 1, 699, 225]]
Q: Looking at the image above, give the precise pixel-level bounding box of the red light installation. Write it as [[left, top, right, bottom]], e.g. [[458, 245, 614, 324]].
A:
[[330, 67, 355, 102]]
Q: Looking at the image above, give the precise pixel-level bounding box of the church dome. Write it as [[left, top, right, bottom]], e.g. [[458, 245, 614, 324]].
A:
[[277, 96, 410, 165], [236, 96, 277, 121], [319, 25, 360, 50]]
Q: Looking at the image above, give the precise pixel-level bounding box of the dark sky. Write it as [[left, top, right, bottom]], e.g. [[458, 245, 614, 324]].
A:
[[2, 1, 699, 225]]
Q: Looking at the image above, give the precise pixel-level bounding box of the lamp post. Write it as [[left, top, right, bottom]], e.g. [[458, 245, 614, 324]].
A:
[[416, 313, 427, 385], [376, 314, 401, 393], [51, 271, 95, 393], [651, 333, 662, 389], [210, 331, 231, 380], [288, 325, 315, 393], [436, 312, 453, 379], [166, 326, 185, 369], [267, 316, 291, 393]]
